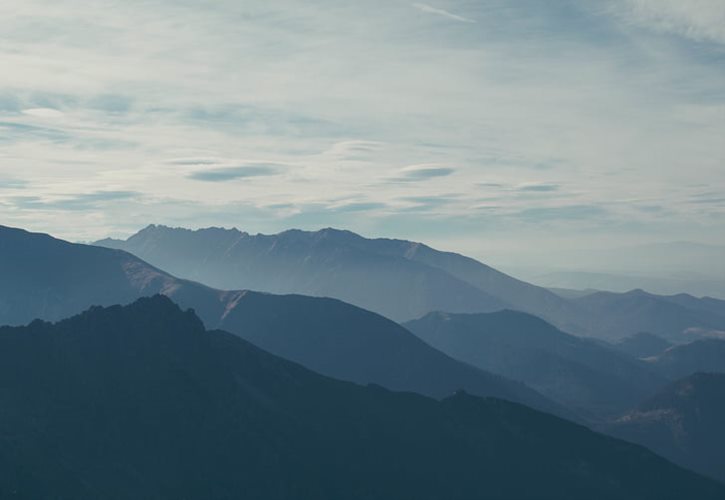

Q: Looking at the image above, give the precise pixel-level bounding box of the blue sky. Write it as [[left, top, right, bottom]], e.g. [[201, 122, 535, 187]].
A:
[[1, 0, 724, 263]]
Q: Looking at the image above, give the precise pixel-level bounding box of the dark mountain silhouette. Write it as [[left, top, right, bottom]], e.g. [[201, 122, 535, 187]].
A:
[[0, 224, 565, 418], [614, 332, 673, 359], [96, 225, 725, 341], [1, 296, 722, 499], [404, 310, 666, 417], [607, 373, 725, 483], [645, 339, 725, 379]]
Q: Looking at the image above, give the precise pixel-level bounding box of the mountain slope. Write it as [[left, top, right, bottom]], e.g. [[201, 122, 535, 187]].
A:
[[0, 296, 722, 499], [0, 225, 164, 326], [389, 240, 584, 331], [211, 291, 567, 415], [404, 310, 666, 417], [658, 293, 725, 321], [645, 339, 725, 379], [606, 373, 725, 483], [0, 224, 565, 418], [614, 332, 673, 359]]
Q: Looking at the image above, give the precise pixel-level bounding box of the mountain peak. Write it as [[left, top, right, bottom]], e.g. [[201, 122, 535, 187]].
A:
[[56, 294, 206, 339], [135, 224, 246, 237]]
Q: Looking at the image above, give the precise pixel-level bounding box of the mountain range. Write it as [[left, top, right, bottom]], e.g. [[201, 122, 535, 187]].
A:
[[1, 296, 722, 499], [570, 289, 725, 342], [0, 224, 565, 418], [5, 223, 725, 487], [532, 270, 725, 301], [404, 310, 666, 417], [96, 225, 725, 341]]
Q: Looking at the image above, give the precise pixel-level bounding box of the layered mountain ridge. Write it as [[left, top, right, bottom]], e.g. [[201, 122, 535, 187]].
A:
[[1, 296, 722, 499], [97, 224, 725, 341], [404, 310, 667, 417], [0, 224, 566, 419]]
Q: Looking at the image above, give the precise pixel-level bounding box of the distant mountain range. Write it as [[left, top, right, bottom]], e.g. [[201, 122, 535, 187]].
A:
[[1, 296, 722, 499], [96, 225, 725, 341], [0, 224, 566, 419], [644, 339, 725, 379], [404, 310, 666, 418], [607, 373, 725, 483], [569, 289, 725, 342], [533, 270, 725, 300]]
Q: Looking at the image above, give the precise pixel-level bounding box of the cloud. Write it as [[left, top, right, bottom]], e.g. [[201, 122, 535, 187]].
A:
[[8, 191, 140, 211], [187, 163, 283, 182], [325, 140, 385, 160], [516, 183, 560, 192], [21, 108, 64, 118], [166, 157, 223, 166], [689, 192, 725, 205], [393, 164, 455, 182], [617, 0, 725, 44], [412, 3, 476, 23], [397, 195, 458, 212], [0, 178, 28, 189], [475, 182, 561, 193], [515, 205, 608, 223], [329, 201, 387, 212], [0, 121, 69, 142]]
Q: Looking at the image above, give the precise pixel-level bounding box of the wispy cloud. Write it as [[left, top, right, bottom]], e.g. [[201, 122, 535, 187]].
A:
[[515, 205, 609, 223], [392, 164, 456, 182], [0, 178, 29, 189], [412, 3, 475, 23], [188, 163, 283, 182], [329, 201, 387, 213], [516, 183, 560, 192], [8, 190, 140, 211], [166, 157, 223, 166], [617, 0, 725, 44], [21, 107, 64, 118]]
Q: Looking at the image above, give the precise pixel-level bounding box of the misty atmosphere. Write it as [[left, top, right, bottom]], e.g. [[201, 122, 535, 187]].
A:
[[1, 1, 724, 498]]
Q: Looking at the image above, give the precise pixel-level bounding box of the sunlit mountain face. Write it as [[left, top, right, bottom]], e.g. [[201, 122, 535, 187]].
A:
[[2, 1, 724, 497]]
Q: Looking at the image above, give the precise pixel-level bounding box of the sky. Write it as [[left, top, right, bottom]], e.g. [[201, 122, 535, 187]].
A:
[[1, 0, 724, 267]]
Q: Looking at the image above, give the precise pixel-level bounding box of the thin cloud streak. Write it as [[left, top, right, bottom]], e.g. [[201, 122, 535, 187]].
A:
[[412, 3, 476, 23], [188, 164, 283, 182]]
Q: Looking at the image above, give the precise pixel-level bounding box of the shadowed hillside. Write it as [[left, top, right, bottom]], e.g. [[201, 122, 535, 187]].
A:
[[0, 224, 566, 419], [405, 310, 666, 417], [1, 297, 722, 500], [606, 373, 725, 483]]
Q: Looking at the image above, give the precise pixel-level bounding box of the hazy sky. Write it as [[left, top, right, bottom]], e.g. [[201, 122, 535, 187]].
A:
[[1, 0, 724, 262]]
